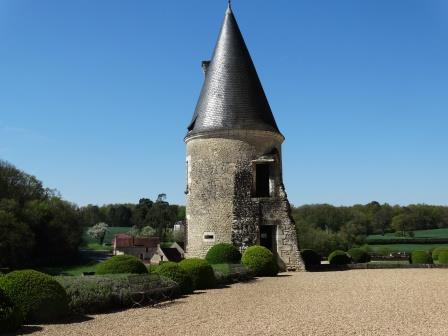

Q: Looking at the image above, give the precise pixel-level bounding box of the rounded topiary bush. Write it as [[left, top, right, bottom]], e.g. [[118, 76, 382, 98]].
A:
[[0, 287, 23, 332], [347, 248, 371, 263], [154, 262, 194, 294], [178, 258, 216, 290], [410, 250, 433, 264], [438, 251, 448, 264], [300, 249, 321, 268], [432, 247, 448, 261], [205, 243, 242, 264], [328, 250, 351, 265], [241, 245, 278, 277], [0, 270, 69, 323], [96, 255, 148, 275]]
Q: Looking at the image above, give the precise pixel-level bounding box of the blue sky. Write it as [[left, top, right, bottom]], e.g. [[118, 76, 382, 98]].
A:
[[0, 0, 447, 206]]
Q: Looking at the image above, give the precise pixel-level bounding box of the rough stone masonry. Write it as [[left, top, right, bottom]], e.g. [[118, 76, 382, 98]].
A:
[[184, 4, 304, 271]]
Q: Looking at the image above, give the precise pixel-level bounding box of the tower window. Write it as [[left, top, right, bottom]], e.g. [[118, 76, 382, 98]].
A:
[[255, 163, 270, 197], [203, 232, 215, 242]]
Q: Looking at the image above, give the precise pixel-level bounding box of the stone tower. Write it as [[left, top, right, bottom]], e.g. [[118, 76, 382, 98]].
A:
[[184, 4, 304, 271]]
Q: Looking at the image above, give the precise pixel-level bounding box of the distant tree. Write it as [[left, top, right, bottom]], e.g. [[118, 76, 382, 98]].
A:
[[133, 198, 153, 228], [0, 210, 35, 268], [87, 222, 109, 245], [79, 205, 104, 227], [139, 226, 156, 237], [106, 205, 133, 227]]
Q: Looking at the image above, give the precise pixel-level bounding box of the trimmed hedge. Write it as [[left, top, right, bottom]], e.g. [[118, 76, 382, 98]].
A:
[[96, 255, 148, 275], [300, 249, 321, 268], [153, 262, 194, 295], [56, 274, 177, 314], [212, 263, 254, 284], [438, 251, 448, 264], [205, 243, 242, 264], [432, 247, 448, 261], [0, 287, 23, 332], [410, 250, 433, 264], [347, 248, 371, 263], [0, 270, 69, 323], [328, 250, 351, 265], [178, 258, 216, 290], [241, 246, 278, 277]]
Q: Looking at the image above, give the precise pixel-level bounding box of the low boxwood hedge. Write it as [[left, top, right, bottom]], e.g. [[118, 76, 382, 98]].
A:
[[205, 243, 242, 264], [432, 247, 448, 261], [438, 251, 448, 264], [0, 287, 23, 332], [300, 249, 321, 268], [178, 258, 216, 290], [241, 246, 278, 277], [152, 262, 194, 295], [410, 250, 433, 264], [328, 250, 351, 265], [347, 248, 371, 263], [0, 270, 69, 323], [56, 274, 177, 314], [96, 255, 148, 275]]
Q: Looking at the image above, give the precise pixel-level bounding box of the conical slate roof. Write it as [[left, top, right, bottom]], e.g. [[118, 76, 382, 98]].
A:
[[187, 4, 280, 136]]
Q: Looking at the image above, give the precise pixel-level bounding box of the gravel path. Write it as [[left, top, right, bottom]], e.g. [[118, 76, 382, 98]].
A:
[[29, 269, 448, 336]]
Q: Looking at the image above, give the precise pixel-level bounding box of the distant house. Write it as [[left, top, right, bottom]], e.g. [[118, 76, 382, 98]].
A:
[[113, 234, 162, 264]]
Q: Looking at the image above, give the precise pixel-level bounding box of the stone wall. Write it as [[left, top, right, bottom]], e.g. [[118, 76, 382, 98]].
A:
[[185, 130, 304, 270]]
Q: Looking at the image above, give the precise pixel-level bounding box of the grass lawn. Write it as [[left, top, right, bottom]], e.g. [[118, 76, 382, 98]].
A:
[[84, 242, 113, 252], [368, 243, 448, 253], [39, 261, 99, 276], [367, 228, 448, 240]]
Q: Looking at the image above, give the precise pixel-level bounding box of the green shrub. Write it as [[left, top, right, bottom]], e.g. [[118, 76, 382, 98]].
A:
[[96, 255, 148, 275], [328, 250, 351, 265], [56, 274, 177, 314], [300, 249, 321, 268], [212, 263, 254, 284], [438, 251, 448, 264], [147, 264, 160, 274], [410, 250, 433, 264], [432, 247, 448, 261], [0, 270, 69, 323], [205, 243, 242, 264], [178, 258, 216, 290], [0, 287, 23, 332], [241, 246, 278, 276], [347, 248, 371, 263], [153, 262, 194, 295]]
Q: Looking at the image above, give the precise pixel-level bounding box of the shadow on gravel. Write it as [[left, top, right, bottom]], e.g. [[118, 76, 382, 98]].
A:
[[45, 314, 94, 325], [7, 326, 43, 336]]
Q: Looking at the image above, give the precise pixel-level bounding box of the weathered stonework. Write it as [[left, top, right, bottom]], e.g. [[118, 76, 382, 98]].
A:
[[185, 130, 305, 271]]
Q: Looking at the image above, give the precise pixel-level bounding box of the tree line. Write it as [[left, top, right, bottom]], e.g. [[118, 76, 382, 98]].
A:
[[292, 202, 448, 256], [0, 160, 82, 268], [0, 160, 185, 269]]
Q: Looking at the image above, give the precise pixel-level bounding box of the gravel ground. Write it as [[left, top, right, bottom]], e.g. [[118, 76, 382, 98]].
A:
[[26, 269, 448, 336]]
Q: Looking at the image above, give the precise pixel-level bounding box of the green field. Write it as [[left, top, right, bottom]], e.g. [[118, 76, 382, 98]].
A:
[[366, 228, 448, 253], [82, 226, 132, 245], [368, 243, 448, 253], [39, 261, 99, 276], [367, 228, 448, 240]]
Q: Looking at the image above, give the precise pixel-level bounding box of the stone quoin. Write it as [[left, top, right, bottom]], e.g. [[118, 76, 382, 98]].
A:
[[184, 3, 304, 271]]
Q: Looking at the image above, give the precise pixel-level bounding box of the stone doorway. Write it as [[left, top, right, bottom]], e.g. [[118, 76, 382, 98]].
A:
[[260, 225, 276, 252]]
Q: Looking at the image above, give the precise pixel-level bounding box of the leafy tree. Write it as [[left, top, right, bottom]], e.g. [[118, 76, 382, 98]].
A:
[[87, 223, 109, 245], [139, 226, 156, 237]]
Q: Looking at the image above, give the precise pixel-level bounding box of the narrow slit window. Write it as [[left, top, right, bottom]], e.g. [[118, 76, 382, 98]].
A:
[[255, 163, 270, 197]]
